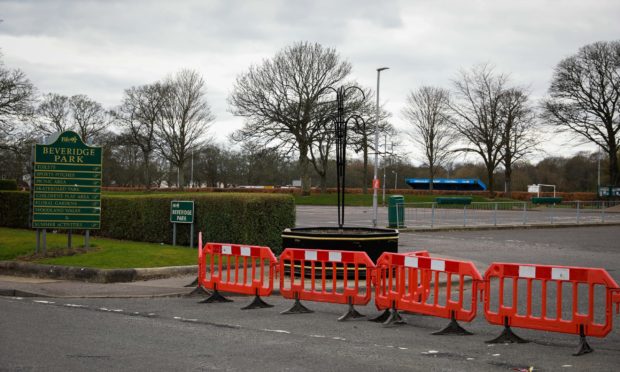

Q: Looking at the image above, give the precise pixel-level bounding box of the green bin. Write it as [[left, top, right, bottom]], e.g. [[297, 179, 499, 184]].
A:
[[388, 195, 405, 228]]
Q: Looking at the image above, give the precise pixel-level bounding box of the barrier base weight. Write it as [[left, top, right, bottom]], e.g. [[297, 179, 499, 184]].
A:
[[383, 308, 406, 327], [199, 287, 233, 303], [368, 309, 391, 323], [241, 294, 273, 310], [486, 318, 528, 344], [573, 326, 594, 356], [187, 285, 211, 297], [184, 277, 199, 288], [338, 301, 365, 321], [432, 313, 473, 336], [281, 295, 313, 315]]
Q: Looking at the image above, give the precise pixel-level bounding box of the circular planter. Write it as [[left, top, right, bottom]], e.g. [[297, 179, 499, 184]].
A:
[[281, 227, 399, 278]]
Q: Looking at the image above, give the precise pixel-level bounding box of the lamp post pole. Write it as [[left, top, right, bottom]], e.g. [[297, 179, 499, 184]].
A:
[[373, 67, 389, 227]]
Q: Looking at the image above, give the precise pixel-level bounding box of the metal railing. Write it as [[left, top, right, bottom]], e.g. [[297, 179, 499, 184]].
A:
[[399, 201, 620, 229]]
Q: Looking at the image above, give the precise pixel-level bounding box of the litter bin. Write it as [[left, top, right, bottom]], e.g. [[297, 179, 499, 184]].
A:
[[388, 195, 405, 228]]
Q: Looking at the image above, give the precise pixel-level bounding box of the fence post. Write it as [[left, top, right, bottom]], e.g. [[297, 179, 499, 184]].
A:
[[494, 203, 498, 226], [463, 205, 467, 227], [523, 202, 527, 225], [550, 204, 555, 225], [431, 203, 435, 229], [602, 202, 606, 223], [576, 201, 580, 224]]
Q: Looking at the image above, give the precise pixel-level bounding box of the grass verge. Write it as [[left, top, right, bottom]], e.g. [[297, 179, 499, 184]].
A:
[[0, 227, 198, 269]]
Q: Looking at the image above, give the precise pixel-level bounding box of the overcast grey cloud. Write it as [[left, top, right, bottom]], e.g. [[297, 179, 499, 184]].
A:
[[1, 0, 618, 161]]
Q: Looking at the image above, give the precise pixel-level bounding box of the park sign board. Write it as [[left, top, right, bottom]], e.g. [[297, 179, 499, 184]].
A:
[[31, 131, 102, 229], [170, 201, 194, 224]]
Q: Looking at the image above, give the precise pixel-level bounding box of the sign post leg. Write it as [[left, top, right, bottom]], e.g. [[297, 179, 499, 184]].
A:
[[85, 230, 90, 249], [42, 229, 47, 255], [173, 223, 177, 246], [36, 229, 40, 254], [190, 223, 194, 249], [68, 229, 72, 249]]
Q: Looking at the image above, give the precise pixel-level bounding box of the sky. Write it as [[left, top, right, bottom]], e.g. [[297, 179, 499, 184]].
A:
[[1, 0, 619, 164]]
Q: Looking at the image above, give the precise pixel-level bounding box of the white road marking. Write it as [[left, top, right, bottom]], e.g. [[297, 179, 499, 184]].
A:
[[262, 329, 290, 334]]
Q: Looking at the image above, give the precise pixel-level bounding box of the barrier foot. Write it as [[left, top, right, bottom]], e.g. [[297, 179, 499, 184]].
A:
[[573, 325, 593, 356], [338, 299, 365, 321], [241, 290, 273, 310], [281, 293, 313, 315], [432, 312, 473, 336], [184, 277, 199, 287], [486, 317, 528, 344], [187, 285, 211, 297], [199, 285, 233, 303], [382, 304, 406, 327], [368, 309, 391, 323]]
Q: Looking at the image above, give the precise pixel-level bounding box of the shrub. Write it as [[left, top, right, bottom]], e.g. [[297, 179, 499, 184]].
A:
[[0, 179, 18, 190], [0, 191, 30, 228], [0, 192, 296, 253]]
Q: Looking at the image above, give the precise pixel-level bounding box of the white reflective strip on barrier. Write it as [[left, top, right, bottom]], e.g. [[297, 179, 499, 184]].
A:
[[404, 256, 418, 268], [240, 247, 251, 257], [519, 266, 536, 279], [305, 251, 317, 261], [431, 259, 445, 272], [328, 252, 341, 262], [552, 268, 570, 281], [222, 245, 232, 255]]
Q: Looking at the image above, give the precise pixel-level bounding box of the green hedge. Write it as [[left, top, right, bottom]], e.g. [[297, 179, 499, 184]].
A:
[[0, 192, 296, 253], [0, 191, 30, 228], [0, 179, 18, 190]]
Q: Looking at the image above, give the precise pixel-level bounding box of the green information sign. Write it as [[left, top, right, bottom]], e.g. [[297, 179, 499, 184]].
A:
[[31, 131, 102, 229], [170, 201, 194, 224]]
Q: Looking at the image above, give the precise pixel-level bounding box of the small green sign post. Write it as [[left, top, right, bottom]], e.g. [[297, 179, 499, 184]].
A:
[[31, 131, 102, 253], [170, 200, 194, 247]]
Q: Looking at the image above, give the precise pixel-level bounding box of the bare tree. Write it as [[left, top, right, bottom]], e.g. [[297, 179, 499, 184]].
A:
[[69, 94, 108, 143], [229, 41, 352, 195], [37, 93, 71, 135], [0, 53, 35, 146], [157, 69, 214, 188], [449, 64, 508, 194], [543, 40, 620, 186], [114, 82, 168, 188], [402, 86, 453, 192], [499, 87, 538, 195], [347, 89, 393, 194]]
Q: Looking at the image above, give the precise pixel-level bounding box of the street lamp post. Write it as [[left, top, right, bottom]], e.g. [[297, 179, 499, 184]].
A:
[[392, 170, 398, 190], [373, 67, 389, 227]]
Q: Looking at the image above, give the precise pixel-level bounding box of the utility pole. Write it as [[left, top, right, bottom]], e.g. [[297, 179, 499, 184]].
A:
[[373, 67, 389, 227]]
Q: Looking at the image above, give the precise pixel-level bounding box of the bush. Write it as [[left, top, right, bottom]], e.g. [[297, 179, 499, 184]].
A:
[[0, 179, 18, 190], [0, 192, 296, 253], [0, 191, 30, 228]]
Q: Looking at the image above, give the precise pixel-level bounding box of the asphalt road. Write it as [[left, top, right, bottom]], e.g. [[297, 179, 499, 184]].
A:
[[2, 293, 619, 372]]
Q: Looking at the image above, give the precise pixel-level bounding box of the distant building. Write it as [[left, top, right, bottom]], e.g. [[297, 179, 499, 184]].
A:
[[405, 178, 487, 191]]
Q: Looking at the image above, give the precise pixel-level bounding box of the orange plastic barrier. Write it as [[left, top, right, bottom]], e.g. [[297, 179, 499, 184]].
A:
[[198, 240, 277, 308], [279, 248, 375, 319], [374, 251, 482, 333], [374, 250, 431, 310], [483, 262, 620, 355]]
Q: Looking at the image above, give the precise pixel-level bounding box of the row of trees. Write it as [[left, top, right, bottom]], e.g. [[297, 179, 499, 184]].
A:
[[404, 41, 620, 195], [1, 40, 618, 193]]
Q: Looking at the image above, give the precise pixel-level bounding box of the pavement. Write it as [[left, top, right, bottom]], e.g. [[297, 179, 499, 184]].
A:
[[0, 274, 198, 298]]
